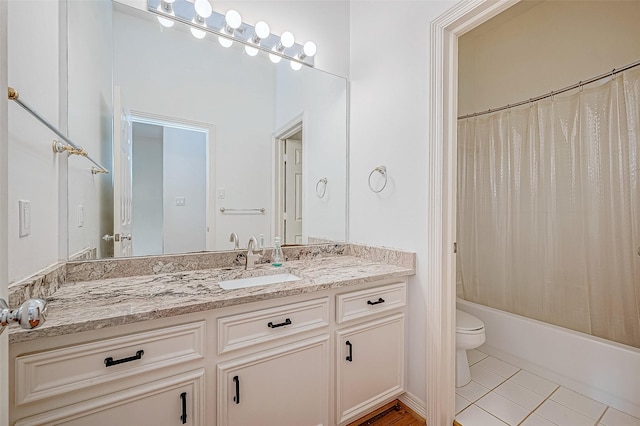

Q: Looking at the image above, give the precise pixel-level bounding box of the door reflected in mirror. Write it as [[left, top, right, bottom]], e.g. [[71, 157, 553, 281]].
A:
[[66, 0, 347, 260]]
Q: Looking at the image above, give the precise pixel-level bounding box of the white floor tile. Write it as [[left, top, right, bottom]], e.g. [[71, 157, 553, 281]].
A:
[[467, 349, 489, 366], [535, 400, 596, 426], [470, 364, 508, 389], [510, 370, 558, 397], [521, 413, 559, 426], [456, 404, 509, 426], [600, 407, 640, 426], [476, 356, 520, 378], [550, 387, 607, 420], [456, 394, 473, 414], [456, 380, 491, 402], [476, 391, 530, 425], [494, 379, 547, 411]]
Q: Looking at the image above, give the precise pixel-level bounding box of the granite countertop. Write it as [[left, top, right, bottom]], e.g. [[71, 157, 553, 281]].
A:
[[9, 249, 415, 344]]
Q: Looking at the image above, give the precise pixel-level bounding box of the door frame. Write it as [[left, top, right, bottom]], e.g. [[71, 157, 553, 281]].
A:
[[427, 1, 518, 424], [272, 113, 304, 244], [128, 111, 216, 251]]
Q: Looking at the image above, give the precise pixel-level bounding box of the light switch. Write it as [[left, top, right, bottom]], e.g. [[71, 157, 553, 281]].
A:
[[77, 205, 84, 227], [176, 197, 186, 207], [19, 200, 31, 237], [217, 187, 225, 199]]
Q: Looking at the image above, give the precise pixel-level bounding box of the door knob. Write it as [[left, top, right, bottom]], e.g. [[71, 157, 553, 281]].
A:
[[0, 298, 48, 336]]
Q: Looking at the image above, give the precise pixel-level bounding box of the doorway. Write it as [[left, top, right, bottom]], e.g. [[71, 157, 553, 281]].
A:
[[129, 115, 214, 256], [274, 120, 304, 245]]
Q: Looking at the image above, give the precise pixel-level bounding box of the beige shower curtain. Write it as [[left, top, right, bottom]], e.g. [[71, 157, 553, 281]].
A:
[[457, 67, 640, 348]]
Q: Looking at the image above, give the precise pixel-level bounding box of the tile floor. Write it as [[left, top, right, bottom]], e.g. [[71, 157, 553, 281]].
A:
[[455, 349, 640, 426]]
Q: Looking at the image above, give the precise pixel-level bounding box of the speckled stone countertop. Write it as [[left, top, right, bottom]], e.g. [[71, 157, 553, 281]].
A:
[[9, 244, 415, 344]]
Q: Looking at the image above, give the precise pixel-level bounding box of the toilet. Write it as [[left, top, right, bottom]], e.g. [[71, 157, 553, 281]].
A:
[[456, 309, 486, 387]]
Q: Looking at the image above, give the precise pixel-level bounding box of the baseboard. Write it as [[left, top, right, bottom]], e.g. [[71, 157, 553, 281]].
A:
[[398, 391, 426, 419]]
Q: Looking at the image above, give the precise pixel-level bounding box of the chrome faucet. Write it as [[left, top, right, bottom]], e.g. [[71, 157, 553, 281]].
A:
[[229, 232, 240, 250], [245, 236, 262, 270]]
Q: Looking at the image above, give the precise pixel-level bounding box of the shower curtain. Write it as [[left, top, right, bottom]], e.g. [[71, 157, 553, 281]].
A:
[[457, 67, 640, 348]]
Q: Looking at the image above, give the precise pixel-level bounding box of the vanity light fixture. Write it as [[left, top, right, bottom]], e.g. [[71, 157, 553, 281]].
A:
[[147, 0, 316, 67], [156, 0, 176, 28], [290, 60, 303, 71], [190, 0, 212, 39]]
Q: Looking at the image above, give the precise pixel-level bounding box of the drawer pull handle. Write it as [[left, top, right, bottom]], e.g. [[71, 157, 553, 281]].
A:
[[267, 318, 292, 328], [233, 375, 240, 404], [346, 340, 353, 362], [104, 350, 144, 367], [180, 392, 187, 424], [367, 297, 385, 306]]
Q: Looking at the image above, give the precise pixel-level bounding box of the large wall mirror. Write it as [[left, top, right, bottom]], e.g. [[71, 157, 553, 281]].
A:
[[66, 0, 347, 259]]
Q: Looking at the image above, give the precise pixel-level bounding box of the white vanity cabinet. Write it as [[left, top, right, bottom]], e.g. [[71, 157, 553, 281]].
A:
[[335, 282, 407, 425], [216, 297, 330, 426], [10, 320, 209, 426]]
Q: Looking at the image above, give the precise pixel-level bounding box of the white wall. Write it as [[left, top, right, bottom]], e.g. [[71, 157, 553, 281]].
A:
[[162, 126, 207, 254], [458, 0, 640, 116], [131, 124, 164, 256], [7, 0, 62, 283], [67, 0, 113, 260], [349, 0, 459, 409], [275, 64, 347, 242]]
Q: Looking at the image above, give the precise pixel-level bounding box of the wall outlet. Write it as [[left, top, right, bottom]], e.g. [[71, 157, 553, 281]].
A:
[[19, 200, 31, 237], [217, 187, 225, 199], [176, 197, 186, 207]]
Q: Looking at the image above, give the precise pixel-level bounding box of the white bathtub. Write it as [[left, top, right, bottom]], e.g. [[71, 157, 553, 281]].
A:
[[457, 299, 640, 418]]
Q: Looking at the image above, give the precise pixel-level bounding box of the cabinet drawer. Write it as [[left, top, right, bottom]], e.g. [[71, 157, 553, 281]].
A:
[[336, 282, 406, 324], [218, 297, 329, 354], [15, 321, 205, 405]]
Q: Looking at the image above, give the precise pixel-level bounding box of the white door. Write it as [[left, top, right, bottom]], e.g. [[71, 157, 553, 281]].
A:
[[112, 87, 133, 257], [284, 139, 302, 245], [1, 2, 9, 424]]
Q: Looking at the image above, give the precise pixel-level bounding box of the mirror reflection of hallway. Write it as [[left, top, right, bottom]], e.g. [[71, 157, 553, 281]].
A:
[[131, 122, 207, 256], [284, 133, 303, 244]]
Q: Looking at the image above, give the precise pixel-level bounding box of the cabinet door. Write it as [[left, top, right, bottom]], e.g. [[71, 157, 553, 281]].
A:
[[336, 313, 405, 425], [218, 335, 329, 426], [15, 369, 204, 426]]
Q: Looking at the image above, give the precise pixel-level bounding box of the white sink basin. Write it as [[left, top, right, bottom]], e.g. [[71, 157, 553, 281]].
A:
[[218, 273, 301, 290]]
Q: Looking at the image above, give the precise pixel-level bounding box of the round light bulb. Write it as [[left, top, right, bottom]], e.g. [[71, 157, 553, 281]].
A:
[[225, 10, 242, 29], [303, 41, 317, 57], [218, 36, 233, 48], [269, 53, 282, 64], [245, 45, 259, 56], [190, 25, 206, 39], [254, 21, 270, 40], [290, 61, 302, 71], [194, 0, 212, 18], [156, 5, 175, 28], [280, 31, 295, 48]]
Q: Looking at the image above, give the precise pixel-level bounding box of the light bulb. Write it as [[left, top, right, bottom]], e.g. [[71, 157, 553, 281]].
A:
[[290, 61, 302, 71], [269, 53, 282, 64], [225, 10, 242, 29], [194, 0, 212, 18], [245, 45, 259, 56], [218, 36, 233, 48], [254, 21, 270, 40], [156, 5, 175, 28], [303, 41, 317, 57], [191, 25, 206, 39], [280, 31, 295, 48]]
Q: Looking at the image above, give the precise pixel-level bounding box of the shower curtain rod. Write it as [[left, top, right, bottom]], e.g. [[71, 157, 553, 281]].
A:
[[458, 58, 640, 120]]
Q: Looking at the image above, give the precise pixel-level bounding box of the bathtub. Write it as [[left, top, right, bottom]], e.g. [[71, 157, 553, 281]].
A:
[[457, 298, 640, 418]]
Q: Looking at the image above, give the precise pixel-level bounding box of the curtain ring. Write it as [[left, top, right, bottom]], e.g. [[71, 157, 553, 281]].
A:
[[315, 178, 327, 198], [368, 166, 388, 193]]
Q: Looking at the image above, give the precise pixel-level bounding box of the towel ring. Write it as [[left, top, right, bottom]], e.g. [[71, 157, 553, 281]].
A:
[[316, 178, 327, 198], [368, 166, 387, 193]]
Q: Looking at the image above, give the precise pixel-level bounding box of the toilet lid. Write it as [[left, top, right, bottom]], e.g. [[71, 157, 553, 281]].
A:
[[457, 309, 484, 331]]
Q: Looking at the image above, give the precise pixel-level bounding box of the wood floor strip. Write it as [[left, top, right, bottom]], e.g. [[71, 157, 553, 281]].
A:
[[348, 399, 427, 426]]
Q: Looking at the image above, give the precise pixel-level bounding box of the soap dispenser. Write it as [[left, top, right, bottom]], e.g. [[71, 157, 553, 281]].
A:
[[272, 237, 283, 267]]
